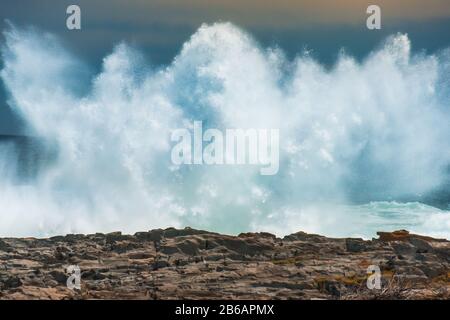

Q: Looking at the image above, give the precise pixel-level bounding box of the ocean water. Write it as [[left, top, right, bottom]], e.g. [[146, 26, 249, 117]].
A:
[[0, 23, 449, 239], [327, 201, 450, 239]]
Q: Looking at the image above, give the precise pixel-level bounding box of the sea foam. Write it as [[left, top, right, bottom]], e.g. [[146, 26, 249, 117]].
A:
[[1, 23, 449, 238]]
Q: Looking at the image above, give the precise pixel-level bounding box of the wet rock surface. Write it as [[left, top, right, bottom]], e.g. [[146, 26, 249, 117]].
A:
[[0, 228, 448, 300]]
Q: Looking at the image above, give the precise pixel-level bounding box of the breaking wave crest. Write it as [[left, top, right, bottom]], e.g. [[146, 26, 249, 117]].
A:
[[1, 22, 450, 238]]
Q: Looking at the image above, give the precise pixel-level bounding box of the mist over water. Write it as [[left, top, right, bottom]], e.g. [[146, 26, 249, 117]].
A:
[[1, 23, 449, 238]]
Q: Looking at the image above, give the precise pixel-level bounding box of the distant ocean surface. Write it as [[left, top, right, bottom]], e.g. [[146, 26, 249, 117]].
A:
[[333, 201, 450, 239], [0, 135, 56, 182]]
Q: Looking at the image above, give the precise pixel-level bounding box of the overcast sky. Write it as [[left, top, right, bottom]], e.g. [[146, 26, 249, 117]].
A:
[[1, 0, 450, 135]]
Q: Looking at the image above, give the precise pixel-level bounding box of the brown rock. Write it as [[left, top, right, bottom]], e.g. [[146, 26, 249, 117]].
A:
[[0, 228, 448, 300]]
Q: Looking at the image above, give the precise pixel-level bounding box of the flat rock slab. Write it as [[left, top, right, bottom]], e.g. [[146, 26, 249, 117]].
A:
[[0, 228, 448, 300]]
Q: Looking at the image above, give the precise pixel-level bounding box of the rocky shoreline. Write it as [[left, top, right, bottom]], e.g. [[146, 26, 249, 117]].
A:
[[0, 228, 448, 300]]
